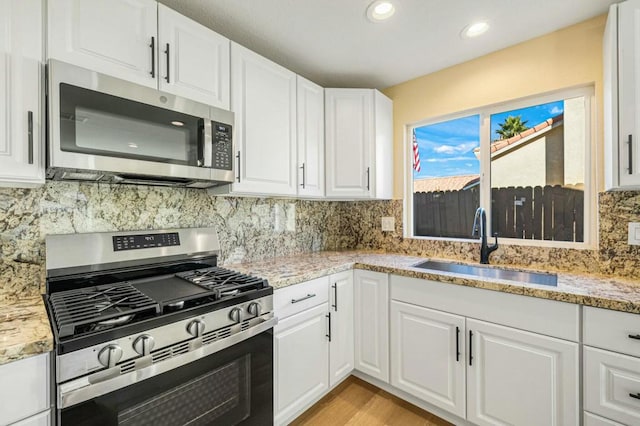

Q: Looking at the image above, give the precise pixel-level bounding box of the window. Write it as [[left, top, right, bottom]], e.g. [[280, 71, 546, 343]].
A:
[[407, 88, 593, 246]]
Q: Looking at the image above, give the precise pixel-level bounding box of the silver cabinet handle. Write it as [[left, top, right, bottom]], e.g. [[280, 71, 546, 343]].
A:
[[331, 283, 337, 311], [27, 111, 33, 164], [300, 163, 306, 188], [164, 43, 170, 83], [236, 151, 241, 182], [291, 293, 315, 304], [366, 167, 370, 191], [628, 134, 633, 175]]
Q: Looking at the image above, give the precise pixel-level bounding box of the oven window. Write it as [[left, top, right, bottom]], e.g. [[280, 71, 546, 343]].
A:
[[59, 84, 201, 166], [119, 355, 250, 426]]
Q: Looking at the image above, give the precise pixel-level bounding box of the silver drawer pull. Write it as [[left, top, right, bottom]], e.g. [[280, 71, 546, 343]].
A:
[[630, 392, 640, 400], [629, 334, 640, 340], [291, 294, 316, 304]]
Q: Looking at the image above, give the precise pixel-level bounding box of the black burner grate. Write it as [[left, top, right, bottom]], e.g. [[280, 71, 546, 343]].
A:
[[49, 284, 161, 338], [177, 267, 268, 299]]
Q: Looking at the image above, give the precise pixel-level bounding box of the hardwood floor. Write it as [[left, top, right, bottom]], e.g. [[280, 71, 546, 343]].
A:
[[290, 376, 454, 426]]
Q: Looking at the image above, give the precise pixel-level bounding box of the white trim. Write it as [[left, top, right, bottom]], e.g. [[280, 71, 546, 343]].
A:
[[405, 85, 597, 249]]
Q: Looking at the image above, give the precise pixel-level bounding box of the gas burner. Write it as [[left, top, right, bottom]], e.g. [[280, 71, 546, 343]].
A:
[[49, 283, 160, 338], [176, 267, 269, 300]]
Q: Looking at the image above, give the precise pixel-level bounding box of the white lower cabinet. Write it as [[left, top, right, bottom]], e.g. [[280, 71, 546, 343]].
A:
[[0, 353, 50, 426], [584, 412, 626, 426], [274, 302, 329, 425], [467, 319, 579, 426], [390, 301, 466, 418], [354, 270, 389, 382], [273, 272, 354, 425], [328, 270, 354, 387]]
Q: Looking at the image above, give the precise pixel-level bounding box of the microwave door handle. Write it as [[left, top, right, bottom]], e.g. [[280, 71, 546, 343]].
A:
[[202, 120, 212, 168], [196, 120, 205, 167]]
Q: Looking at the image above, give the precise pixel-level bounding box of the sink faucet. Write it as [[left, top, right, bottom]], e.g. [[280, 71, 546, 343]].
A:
[[472, 207, 498, 264]]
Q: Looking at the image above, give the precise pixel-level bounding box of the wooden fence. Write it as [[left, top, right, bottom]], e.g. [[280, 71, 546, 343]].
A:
[[414, 185, 584, 242]]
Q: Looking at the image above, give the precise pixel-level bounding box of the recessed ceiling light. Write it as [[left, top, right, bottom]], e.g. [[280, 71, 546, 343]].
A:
[[462, 21, 490, 38], [171, 120, 185, 127], [367, 1, 395, 22], [128, 143, 138, 149]]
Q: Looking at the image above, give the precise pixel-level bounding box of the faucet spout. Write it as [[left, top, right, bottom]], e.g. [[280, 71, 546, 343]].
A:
[[472, 207, 498, 264]]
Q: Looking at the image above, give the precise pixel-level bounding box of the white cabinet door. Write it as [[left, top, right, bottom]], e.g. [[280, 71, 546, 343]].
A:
[[157, 5, 230, 109], [618, 0, 640, 187], [0, 353, 50, 426], [329, 270, 354, 387], [325, 89, 373, 198], [390, 301, 466, 418], [354, 270, 389, 382], [467, 319, 579, 426], [274, 303, 329, 425], [230, 43, 297, 196], [48, 0, 157, 88], [296, 76, 325, 198], [0, 0, 45, 187]]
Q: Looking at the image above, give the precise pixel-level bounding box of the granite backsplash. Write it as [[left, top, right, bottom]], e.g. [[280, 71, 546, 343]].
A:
[[1, 183, 639, 299]]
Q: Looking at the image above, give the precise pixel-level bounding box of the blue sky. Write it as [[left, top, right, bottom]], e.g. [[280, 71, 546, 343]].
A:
[[413, 100, 564, 179]]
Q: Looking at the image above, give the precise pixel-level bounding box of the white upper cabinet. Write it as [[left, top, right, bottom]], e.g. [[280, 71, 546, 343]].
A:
[[157, 4, 230, 109], [48, 0, 158, 88], [325, 89, 393, 199], [605, 0, 640, 189], [0, 0, 45, 187], [296, 76, 325, 198], [48, 0, 230, 108], [228, 42, 297, 196]]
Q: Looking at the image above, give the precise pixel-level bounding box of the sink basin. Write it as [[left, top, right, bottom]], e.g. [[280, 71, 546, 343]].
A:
[[413, 260, 558, 287]]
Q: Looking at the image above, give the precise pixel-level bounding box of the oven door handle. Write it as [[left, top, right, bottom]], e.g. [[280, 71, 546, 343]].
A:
[[58, 315, 278, 409]]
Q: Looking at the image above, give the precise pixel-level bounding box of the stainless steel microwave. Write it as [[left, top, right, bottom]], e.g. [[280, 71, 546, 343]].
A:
[[46, 60, 234, 188]]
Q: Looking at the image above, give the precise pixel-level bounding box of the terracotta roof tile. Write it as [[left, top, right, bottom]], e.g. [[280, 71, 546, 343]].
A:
[[414, 174, 479, 192], [489, 113, 564, 154]]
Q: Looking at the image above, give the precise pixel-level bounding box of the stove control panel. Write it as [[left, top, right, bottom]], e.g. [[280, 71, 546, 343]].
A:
[[113, 232, 181, 251]]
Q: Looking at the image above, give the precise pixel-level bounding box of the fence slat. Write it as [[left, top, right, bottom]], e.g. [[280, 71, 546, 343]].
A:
[[532, 186, 543, 239], [542, 186, 553, 240], [575, 190, 584, 242]]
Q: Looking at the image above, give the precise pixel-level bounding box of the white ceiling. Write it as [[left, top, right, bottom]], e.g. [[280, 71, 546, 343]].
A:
[[157, 0, 616, 89]]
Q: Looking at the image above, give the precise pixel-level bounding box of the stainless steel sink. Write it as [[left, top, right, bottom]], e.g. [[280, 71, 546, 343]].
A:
[[413, 260, 558, 287]]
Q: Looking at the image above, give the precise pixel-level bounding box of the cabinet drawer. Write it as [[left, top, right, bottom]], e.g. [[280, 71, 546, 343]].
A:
[[584, 412, 625, 426], [0, 353, 50, 425], [274, 276, 329, 320], [10, 410, 51, 426], [584, 307, 640, 357], [584, 346, 640, 425]]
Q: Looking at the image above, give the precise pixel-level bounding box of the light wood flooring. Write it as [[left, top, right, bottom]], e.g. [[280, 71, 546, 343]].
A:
[[290, 376, 454, 426]]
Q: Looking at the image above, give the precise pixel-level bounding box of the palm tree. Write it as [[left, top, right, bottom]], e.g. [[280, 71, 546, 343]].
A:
[[495, 115, 529, 140]]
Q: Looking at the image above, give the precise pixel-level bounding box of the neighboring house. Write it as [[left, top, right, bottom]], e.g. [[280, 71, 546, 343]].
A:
[[473, 97, 585, 189], [413, 174, 479, 193]]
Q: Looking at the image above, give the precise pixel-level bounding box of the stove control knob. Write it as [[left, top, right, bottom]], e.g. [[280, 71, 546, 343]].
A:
[[98, 344, 123, 368], [248, 302, 261, 317], [187, 319, 205, 337], [229, 307, 242, 324], [133, 334, 155, 356]]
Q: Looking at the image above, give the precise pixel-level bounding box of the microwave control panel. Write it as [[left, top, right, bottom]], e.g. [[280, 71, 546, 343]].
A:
[[212, 122, 232, 170]]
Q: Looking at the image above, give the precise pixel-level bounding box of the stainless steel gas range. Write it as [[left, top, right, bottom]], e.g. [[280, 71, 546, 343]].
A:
[[44, 228, 275, 425]]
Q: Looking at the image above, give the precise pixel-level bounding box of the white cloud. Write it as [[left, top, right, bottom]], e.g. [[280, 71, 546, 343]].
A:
[[425, 156, 474, 163], [432, 141, 478, 155], [549, 106, 563, 115]]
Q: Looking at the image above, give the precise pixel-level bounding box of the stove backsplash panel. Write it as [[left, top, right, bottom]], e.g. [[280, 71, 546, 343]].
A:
[[0, 182, 350, 300]]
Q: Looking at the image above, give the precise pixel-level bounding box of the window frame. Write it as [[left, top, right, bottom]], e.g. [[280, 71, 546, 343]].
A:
[[403, 85, 596, 249]]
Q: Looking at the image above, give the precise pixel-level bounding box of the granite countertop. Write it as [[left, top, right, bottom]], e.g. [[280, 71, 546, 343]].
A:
[[2, 250, 639, 366], [227, 250, 640, 314], [0, 295, 53, 366]]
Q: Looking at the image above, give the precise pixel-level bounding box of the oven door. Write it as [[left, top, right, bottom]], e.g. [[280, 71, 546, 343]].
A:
[[58, 330, 273, 426]]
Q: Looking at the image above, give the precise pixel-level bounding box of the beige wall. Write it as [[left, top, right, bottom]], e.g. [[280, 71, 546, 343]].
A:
[[382, 15, 605, 199]]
